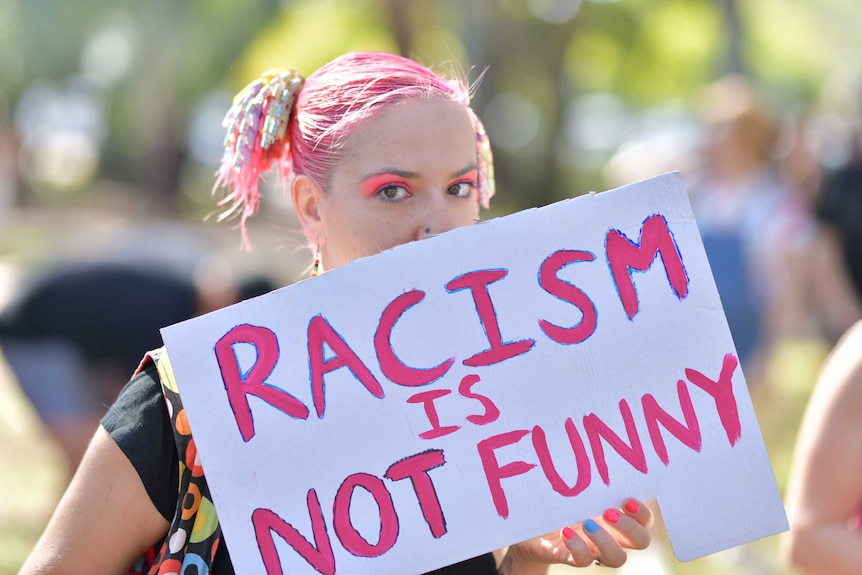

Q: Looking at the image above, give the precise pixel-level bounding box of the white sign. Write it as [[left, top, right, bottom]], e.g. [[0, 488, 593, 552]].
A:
[[161, 172, 788, 574]]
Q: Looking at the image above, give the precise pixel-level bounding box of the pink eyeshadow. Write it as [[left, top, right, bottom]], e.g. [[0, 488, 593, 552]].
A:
[[360, 174, 411, 197]]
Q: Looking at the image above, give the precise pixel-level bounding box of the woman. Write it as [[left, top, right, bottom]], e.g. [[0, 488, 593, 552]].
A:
[[783, 319, 862, 573], [19, 52, 652, 574]]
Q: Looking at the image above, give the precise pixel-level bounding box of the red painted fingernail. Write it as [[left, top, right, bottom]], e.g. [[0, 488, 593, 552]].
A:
[[603, 509, 621, 524], [623, 499, 639, 514], [562, 526, 576, 540]]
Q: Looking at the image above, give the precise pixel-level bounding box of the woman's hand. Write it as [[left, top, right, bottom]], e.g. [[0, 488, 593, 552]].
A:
[[498, 498, 654, 574]]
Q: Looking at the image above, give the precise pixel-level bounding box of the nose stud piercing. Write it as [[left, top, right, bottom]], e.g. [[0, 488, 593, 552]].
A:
[[424, 228, 431, 234]]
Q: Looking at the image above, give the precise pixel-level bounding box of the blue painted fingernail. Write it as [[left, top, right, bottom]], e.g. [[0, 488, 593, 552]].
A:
[[584, 519, 599, 533]]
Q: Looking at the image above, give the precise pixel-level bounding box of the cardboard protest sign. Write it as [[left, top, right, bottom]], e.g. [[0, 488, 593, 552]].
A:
[[161, 172, 788, 574]]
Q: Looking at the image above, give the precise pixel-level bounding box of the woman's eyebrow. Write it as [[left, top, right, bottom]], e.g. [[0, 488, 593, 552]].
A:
[[359, 164, 478, 186], [451, 164, 479, 179], [360, 169, 420, 182], [359, 171, 417, 196]]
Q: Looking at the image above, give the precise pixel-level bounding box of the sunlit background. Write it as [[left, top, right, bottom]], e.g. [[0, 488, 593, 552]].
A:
[[2, 0, 862, 573]]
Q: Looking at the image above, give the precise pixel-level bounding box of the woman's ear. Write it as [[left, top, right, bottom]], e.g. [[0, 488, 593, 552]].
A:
[[291, 174, 326, 246]]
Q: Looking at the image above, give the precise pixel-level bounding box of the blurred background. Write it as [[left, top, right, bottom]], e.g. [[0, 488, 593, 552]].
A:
[[2, 0, 862, 573]]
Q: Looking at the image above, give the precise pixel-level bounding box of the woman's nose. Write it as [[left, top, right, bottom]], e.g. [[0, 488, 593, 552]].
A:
[[414, 193, 456, 241], [415, 207, 459, 241]]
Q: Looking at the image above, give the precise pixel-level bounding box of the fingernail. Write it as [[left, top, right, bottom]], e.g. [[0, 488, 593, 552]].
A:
[[603, 509, 621, 524], [584, 519, 599, 533], [623, 499, 640, 514], [562, 526, 576, 540]]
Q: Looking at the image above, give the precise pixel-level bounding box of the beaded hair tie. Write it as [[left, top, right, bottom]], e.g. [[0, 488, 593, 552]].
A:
[[213, 68, 304, 247], [471, 109, 496, 210]]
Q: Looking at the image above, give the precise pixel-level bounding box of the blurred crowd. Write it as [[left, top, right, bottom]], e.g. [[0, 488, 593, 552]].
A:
[[606, 74, 862, 392], [687, 74, 862, 387]]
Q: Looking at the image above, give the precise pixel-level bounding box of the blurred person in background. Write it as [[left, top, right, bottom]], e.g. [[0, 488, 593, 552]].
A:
[[775, 110, 862, 344], [782, 318, 862, 573], [687, 75, 860, 388], [0, 259, 277, 476], [815, 108, 862, 304]]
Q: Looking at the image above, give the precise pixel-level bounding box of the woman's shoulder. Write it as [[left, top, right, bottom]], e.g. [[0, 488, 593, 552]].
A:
[[102, 360, 163, 425], [825, 321, 862, 396], [807, 321, 862, 424], [100, 352, 180, 522]]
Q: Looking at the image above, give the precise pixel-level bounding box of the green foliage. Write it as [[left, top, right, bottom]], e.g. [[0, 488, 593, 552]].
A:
[[743, 0, 826, 105], [566, 0, 723, 105], [233, 0, 397, 89], [10, 0, 859, 212]]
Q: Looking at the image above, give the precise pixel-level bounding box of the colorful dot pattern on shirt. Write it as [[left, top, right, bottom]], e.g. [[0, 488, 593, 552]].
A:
[[128, 348, 222, 575]]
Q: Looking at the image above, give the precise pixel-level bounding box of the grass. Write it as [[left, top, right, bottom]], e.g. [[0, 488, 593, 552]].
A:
[[0, 352, 66, 575]]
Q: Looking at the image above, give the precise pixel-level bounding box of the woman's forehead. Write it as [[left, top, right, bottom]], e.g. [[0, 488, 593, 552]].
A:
[[338, 98, 476, 173]]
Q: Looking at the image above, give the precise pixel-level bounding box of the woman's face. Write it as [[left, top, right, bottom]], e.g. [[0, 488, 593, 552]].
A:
[[302, 98, 481, 271]]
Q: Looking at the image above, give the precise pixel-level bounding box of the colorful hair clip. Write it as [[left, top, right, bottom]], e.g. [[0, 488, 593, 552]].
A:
[[469, 108, 496, 210], [213, 68, 305, 247]]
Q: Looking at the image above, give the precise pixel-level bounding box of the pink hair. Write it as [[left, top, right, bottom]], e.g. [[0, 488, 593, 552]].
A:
[[213, 51, 494, 247]]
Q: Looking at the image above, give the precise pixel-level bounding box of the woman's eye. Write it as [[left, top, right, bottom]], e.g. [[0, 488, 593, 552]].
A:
[[447, 181, 476, 198], [377, 185, 409, 201]]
